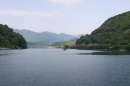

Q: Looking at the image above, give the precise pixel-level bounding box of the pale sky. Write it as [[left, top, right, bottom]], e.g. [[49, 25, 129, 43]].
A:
[[0, 0, 130, 35]]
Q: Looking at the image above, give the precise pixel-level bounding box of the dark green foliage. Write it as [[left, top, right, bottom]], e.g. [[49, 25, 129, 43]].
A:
[[75, 11, 130, 51], [64, 45, 69, 49], [0, 24, 27, 49]]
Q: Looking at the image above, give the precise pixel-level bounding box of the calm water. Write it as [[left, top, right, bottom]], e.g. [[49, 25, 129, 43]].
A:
[[0, 49, 130, 86]]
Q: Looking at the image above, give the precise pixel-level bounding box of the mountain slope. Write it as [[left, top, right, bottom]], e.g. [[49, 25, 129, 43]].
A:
[[0, 24, 27, 49], [14, 29, 80, 46], [75, 11, 130, 50], [14, 29, 38, 42]]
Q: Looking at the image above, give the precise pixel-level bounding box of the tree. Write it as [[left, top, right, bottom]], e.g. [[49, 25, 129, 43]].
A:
[[0, 24, 27, 49]]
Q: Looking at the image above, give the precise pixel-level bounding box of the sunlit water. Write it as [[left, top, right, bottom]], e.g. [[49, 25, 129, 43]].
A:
[[0, 49, 130, 86]]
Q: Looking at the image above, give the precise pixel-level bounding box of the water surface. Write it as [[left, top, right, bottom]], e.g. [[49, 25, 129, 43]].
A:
[[0, 49, 130, 86]]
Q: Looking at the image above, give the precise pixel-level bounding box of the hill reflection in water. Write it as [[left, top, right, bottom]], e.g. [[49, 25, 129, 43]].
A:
[[77, 51, 130, 55]]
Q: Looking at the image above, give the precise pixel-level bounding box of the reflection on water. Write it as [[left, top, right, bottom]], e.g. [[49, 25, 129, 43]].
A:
[[0, 53, 14, 56], [0, 49, 130, 86], [77, 51, 130, 55]]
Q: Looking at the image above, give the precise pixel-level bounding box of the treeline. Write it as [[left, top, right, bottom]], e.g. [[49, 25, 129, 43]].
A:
[[51, 38, 77, 46], [73, 11, 130, 51], [0, 24, 27, 49]]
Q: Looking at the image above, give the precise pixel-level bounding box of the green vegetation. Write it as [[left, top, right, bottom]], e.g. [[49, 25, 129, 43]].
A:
[[64, 45, 69, 49], [51, 38, 77, 48], [0, 24, 27, 49], [73, 11, 130, 51]]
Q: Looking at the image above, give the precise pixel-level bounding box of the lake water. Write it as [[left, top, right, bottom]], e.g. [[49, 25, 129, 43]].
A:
[[0, 49, 130, 86]]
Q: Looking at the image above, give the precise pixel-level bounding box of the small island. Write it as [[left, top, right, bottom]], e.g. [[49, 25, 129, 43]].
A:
[[72, 11, 130, 51], [0, 24, 27, 49]]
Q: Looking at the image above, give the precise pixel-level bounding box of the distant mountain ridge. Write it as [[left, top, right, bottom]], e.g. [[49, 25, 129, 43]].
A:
[[14, 29, 81, 47]]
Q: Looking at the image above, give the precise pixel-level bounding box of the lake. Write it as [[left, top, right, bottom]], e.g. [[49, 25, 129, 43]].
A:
[[0, 48, 130, 86]]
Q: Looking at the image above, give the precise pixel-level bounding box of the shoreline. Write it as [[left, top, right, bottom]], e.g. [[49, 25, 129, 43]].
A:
[[0, 47, 27, 50], [0, 48, 10, 50], [73, 48, 129, 51]]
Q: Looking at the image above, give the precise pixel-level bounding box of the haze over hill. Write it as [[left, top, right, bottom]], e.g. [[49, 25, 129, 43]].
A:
[[14, 29, 81, 47]]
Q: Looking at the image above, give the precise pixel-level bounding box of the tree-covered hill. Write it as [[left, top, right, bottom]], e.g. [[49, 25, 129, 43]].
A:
[[75, 11, 130, 50], [51, 38, 77, 47], [0, 24, 27, 49]]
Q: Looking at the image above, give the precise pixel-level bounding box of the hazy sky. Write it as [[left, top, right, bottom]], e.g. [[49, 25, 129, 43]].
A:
[[0, 0, 130, 35]]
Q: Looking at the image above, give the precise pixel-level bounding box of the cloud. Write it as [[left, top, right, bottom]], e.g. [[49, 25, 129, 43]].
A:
[[0, 9, 59, 17], [50, 0, 82, 4]]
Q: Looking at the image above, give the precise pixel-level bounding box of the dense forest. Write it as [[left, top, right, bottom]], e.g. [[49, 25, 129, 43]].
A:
[[73, 11, 130, 50], [0, 24, 27, 49]]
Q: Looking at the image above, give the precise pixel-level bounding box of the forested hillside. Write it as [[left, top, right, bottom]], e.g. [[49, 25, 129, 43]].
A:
[[51, 38, 77, 46], [0, 24, 27, 49], [74, 11, 130, 50]]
